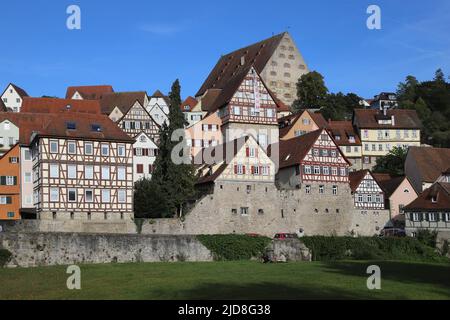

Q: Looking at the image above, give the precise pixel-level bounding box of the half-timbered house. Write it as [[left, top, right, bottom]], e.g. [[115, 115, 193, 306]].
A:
[[275, 128, 351, 192], [349, 170, 385, 212], [117, 100, 160, 142], [27, 113, 134, 221], [327, 120, 362, 171]]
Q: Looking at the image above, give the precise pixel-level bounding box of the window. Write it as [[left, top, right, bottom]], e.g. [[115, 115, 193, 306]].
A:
[[85, 189, 93, 203], [319, 185, 324, 194], [313, 149, 319, 156], [101, 166, 110, 180], [50, 140, 58, 153], [331, 167, 338, 176], [314, 166, 320, 174], [24, 172, 32, 183], [91, 124, 102, 132], [50, 188, 59, 202], [331, 150, 337, 157], [367, 194, 373, 202], [67, 165, 77, 179], [136, 164, 144, 174], [50, 164, 59, 178], [7, 212, 14, 218], [332, 185, 338, 195], [118, 190, 126, 203], [363, 130, 369, 138], [68, 189, 77, 202], [428, 213, 437, 222], [85, 143, 93, 155], [85, 166, 93, 179], [304, 166, 312, 174], [305, 185, 311, 194], [358, 194, 363, 202], [340, 168, 346, 176], [375, 195, 381, 203], [346, 146, 351, 153], [0, 196, 12, 204], [118, 167, 126, 180], [411, 213, 420, 222], [118, 145, 126, 157], [253, 166, 260, 175], [443, 213, 450, 222], [24, 149, 31, 160], [322, 149, 329, 157], [378, 144, 383, 151], [66, 122, 76, 130], [323, 166, 330, 175], [240, 207, 249, 215], [363, 156, 370, 164], [101, 144, 109, 156], [233, 106, 241, 115], [404, 130, 409, 138], [102, 189, 111, 203]]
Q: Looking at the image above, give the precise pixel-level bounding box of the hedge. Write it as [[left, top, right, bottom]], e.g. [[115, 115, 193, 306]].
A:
[[197, 234, 271, 261], [0, 249, 12, 267], [301, 236, 447, 262]]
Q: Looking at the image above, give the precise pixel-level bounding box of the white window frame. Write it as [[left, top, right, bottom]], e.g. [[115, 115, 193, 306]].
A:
[[67, 165, 77, 179], [85, 166, 94, 179], [85, 189, 94, 203], [50, 188, 59, 202], [50, 164, 59, 178], [118, 167, 126, 180], [68, 141, 77, 155], [118, 190, 126, 203], [101, 144, 110, 156], [102, 189, 111, 203], [50, 140, 58, 153], [85, 142, 93, 155], [68, 188, 77, 202], [118, 144, 126, 157], [101, 166, 110, 180]]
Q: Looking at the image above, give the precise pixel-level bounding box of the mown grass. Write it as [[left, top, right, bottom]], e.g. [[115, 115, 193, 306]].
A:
[[0, 260, 449, 300]]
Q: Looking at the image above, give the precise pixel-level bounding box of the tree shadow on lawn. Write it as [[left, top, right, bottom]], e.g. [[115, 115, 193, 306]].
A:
[[162, 281, 406, 300], [321, 260, 450, 292]]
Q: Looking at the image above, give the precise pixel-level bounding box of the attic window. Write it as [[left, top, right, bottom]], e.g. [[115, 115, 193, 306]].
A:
[[431, 196, 437, 203], [91, 124, 102, 132], [335, 135, 341, 141], [66, 122, 76, 130]]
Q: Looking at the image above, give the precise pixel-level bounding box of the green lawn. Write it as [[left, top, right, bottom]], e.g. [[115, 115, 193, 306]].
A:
[[0, 260, 449, 300]]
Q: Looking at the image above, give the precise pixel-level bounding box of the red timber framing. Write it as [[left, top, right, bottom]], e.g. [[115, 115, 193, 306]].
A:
[[118, 101, 160, 141], [300, 131, 350, 184]]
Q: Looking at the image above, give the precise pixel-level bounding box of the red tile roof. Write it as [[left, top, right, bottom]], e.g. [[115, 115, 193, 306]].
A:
[[10, 83, 29, 98], [100, 91, 147, 115], [65, 85, 114, 100], [278, 110, 328, 139], [327, 120, 361, 146], [196, 32, 286, 97], [0, 99, 6, 112], [349, 169, 371, 192], [404, 182, 450, 211], [353, 109, 422, 129], [373, 174, 412, 198], [21, 97, 101, 114], [407, 146, 450, 183], [181, 96, 198, 112]]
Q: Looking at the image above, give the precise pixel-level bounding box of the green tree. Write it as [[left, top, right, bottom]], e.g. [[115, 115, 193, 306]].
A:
[[292, 71, 328, 112], [134, 178, 169, 218], [152, 79, 196, 217], [373, 146, 408, 176], [321, 92, 361, 121]]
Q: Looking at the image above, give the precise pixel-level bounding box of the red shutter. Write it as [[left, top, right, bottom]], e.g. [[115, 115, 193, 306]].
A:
[[246, 148, 250, 157], [251, 166, 254, 174], [243, 165, 246, 174], [234, 165, 238, 174]]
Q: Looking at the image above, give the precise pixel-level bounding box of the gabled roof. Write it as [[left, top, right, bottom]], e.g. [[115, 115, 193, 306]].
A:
[[277, 129, 323, 169], [100, 91, 147, 115], [407, 146, 450, 183], [26, 113, 134, 144], [349, 170, 372, 192], [201, 65, 284, 114], [372, 174, 414, 198], [181, 96, 198, 112], [21, 97, 101, 114], [65, 85, 114, 100], [196, 135, 271, 185], [150, 90, 170, 106], [404, 182, 450, 211], [196, 32, 287, 97], [278, 110, 328, 139], [8, 83, 29, 98], [353, 109, 422, 129], [0, 99, 6, 112], [327, 120, 361, 146]]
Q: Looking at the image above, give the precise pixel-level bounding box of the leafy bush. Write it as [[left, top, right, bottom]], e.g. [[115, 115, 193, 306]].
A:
[[197, 235, 271, 261], [0, 249, 12, 267], [301, 236, 446, 262], [416, 229, 438, 248]]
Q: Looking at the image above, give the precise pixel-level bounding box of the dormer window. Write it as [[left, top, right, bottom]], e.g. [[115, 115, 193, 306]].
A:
[[431, 196, 437, 203], [66, 122, 76, 130], [91, 124, 102, 132], [335, 135, 341, 141], [348, 135, 355, 143]]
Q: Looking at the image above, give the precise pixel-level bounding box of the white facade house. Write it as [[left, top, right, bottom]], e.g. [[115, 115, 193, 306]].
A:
[[148, 90, 170, 114], [148, 104, 169, 127], [20, 146, 34, 210], [1, 83, 29, 112], [0, 117, 20, 156], [133, 132, 158, 182]]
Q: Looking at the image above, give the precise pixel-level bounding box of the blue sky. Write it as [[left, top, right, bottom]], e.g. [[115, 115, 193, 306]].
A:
[[1, 0, 449, 99]]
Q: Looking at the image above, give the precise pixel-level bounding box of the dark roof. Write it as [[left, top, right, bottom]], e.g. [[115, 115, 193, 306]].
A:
[[10, 83, 29, 98], [100, 91, 147, 115], [373, 174, 409, 198], [353, 109, 422, 129], [27, 113, 134, 144], [65, 85, 114, 100], [0, 99, 6, 111], [374, 92, 397, 101], [21, 97, 101, 114], [407, 146, 450, 183], [404, 182, 450, 211], [278, 110, 328, 139], [277, 129, 323, 169], [196, 32, 286, 97], [200, 66, 284, 114], [349, 170, 371, 192], [327, 120, 361, 146], [196, 136, 250, 185], [181, 96, 198, 112], [150, 90, 170, 106]]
